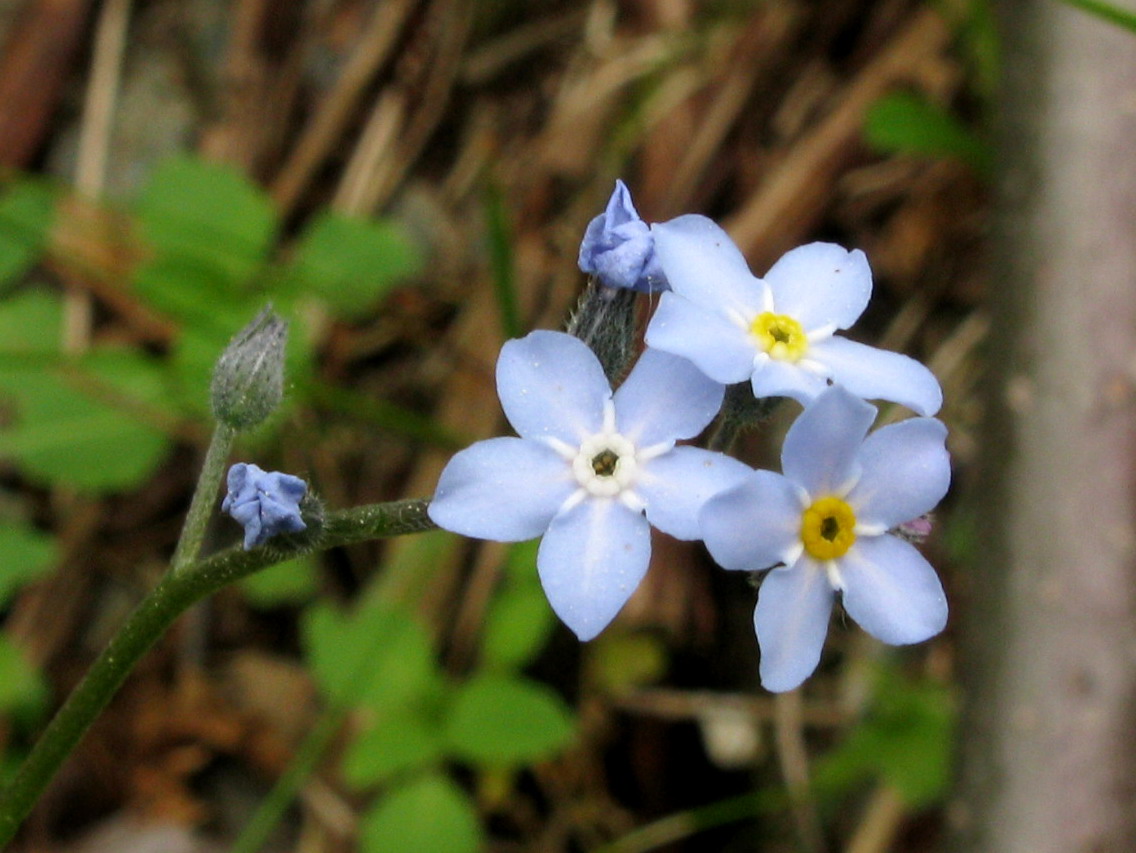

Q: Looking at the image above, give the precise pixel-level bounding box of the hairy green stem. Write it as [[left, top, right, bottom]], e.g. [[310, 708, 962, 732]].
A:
[[170, 424, 236, 572], [229, 707, 347, 853], [708, 386, 783, 453], [0, 498, 437, 848]]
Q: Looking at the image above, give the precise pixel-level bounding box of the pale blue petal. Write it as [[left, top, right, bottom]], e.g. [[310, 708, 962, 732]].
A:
[[809, 336, 943, 416], [840, 535, 948, 645], [755, 560, 834, 692], [429, 437, 575, 541], [651, 215, 764, 312], [496, 331, 610, 443], [764, 243, 872, 331], [782, 387, 876, 497], [699, 470, 802, 570], [847, 418, 950, 528], [645, 293, 755, 384], [750, 358, 827, 402], [614, 349, 725, 445], [538, 498, 651, 641], [636, 446, 753, 541]]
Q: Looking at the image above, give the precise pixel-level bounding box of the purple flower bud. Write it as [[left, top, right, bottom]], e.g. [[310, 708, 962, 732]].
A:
[[578, 180, 667, 293], [222, 463, 307, 549]]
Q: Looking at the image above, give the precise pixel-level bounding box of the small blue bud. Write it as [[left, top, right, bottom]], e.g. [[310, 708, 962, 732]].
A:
[[222, 463, 307, 549], [578, 180, 667, 293]]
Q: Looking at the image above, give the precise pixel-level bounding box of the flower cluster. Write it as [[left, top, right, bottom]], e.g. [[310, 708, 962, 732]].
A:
[[430, 181, 950, 691]]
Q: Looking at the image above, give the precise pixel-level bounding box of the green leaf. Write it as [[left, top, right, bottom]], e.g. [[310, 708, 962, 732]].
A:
[[0, 180, 55, 291], [481, 541, 554, 671], [813, 665, 955, 807], [589, 631, 669, 695], [864, 91, 992, 177], [0, 290, 63, 376], [301, 601, 441, 711], [0, 347, 173, 491], [240, 557, 318, 607], [0, 522, 57, 607], [359, 774, 482, 853], [342, 710, 445, 788], [135, 155, 276, 284], [443, 674, 574, 766], [0, 636, 48, 723], [132, 257, 260, 335], [286, 211, 422, 318]]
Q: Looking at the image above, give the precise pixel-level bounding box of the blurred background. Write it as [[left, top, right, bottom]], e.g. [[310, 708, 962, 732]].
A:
[[0, 0, 1129, 851]]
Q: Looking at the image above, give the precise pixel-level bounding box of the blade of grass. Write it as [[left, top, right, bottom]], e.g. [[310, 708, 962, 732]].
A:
[[483, 182, 521, 340], [1057, 0, 1136, 33]]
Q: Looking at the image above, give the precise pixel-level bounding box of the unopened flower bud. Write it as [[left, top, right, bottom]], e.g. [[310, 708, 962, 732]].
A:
[[211, 306, 287, 430], [222, 463, 309, 549], [578, 180, 667, 294]]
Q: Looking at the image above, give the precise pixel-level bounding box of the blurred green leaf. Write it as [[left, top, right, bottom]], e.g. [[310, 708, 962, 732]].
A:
[[813, 665, 955, 808], [287, 211, 421, 318], [132, 257, 259, 337], [864, 91, 992, 177], [342, 709, 446, 788], [0, 346, 173, 491], [480, 541, 554, 671], [135, 155, 276, 284], [589, 631, 669, 695], [301, 601, 442, 712], [957, 0, 1000, 99], [0, 522, 57, 608], [443, 674, 573, 766], [0, 181, 55, 291], [240, 557, 318, 607], [359, 774, 482, 853], [0, 289, 62, 369], [0, 636, 48, 723]]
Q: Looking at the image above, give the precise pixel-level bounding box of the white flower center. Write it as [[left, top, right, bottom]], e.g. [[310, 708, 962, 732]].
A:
[[572, 432, 638, 497]]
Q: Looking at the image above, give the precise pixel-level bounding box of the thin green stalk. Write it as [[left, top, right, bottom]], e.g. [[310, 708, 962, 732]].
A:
[[229, 707, 347, 853], [596, 791, 777, 853], [0, 498, 437, 848], [170, 424, 236, 572], [708, 386, 782, 453]]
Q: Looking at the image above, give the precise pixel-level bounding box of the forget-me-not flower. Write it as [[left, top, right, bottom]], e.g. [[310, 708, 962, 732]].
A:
[[644, 215, 942, 415], [699, 387, 950, 692], [222, 463, 308, 549], [578, 180, 667, 293], [428, 330, 749, 640]]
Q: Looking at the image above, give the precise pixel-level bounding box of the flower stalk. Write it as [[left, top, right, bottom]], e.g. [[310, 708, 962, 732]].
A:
[[0, 499, 437, 847]]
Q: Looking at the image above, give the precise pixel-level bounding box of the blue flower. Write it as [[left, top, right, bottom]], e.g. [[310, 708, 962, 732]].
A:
[[428, 330, 749, 640], [222, 463, 308, 549], [578, 180, 667, 293], [644, 215, 942, 415], [699, 387, 950, 692]]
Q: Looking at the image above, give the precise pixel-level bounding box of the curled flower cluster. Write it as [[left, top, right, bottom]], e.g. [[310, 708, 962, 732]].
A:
[[430, 181, 950, 692]]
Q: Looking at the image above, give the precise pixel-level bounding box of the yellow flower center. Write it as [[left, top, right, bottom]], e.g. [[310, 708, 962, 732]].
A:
[[800, 496, 857, 560], [750, 312, 808, 362]]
